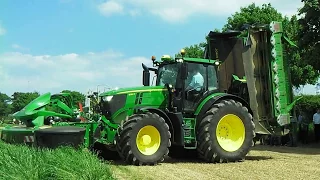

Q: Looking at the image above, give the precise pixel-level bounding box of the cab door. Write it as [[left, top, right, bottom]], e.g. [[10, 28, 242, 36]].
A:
[[182, 62, 208, 112]]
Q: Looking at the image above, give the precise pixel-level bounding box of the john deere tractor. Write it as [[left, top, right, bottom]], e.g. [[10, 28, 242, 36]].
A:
[[109, 55, 257, 165], [101, 21, 299, 165], [1, 21, 299, 166]]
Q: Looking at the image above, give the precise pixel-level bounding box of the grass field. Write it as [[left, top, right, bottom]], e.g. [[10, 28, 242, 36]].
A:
[[0, 141, 115, 180], [108, 144, 320, 180], [1, 135, 319, 180]]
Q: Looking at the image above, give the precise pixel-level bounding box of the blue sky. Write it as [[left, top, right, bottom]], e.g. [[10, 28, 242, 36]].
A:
[[1, 0, 313, 96]]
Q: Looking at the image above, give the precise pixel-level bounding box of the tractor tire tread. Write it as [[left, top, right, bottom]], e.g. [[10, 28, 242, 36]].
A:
[[115, 112, 171, 166], [196, 99, 255, 163]]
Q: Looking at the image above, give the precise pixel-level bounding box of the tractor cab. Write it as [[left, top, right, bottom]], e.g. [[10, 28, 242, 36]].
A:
[[142, 51, 220, 115]]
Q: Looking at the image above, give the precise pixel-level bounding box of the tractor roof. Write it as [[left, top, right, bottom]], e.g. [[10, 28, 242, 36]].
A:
[[182, 57, 218, 65], [156, 55, 219, 65]]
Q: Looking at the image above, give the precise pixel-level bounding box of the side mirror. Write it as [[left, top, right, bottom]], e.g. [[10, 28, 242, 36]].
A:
[[143, 70, 150, 86], [181, 63, 188, 80]]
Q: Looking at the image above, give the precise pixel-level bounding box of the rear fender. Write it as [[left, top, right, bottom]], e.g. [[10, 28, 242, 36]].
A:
[[195, 93, 252, 121], [194, 93, 251, 131], [194, 93, 270, 134]]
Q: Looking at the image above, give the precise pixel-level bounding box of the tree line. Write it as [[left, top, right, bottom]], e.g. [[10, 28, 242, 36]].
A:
[[0, 90, 85, 120], [183, 1, 320, 88]]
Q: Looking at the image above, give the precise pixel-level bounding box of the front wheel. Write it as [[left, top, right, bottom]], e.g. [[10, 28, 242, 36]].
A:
[[197, 99, 255, 163], [115, 112, 171, 166]]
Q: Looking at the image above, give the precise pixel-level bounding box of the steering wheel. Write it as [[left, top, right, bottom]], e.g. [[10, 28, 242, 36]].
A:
[[186, 85, 203, 100]]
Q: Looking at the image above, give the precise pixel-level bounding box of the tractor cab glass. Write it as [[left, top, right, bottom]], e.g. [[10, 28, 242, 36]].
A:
[[185, 63, 205, 99], [156, 60, 219, 111], [156, 63, 180, 86], [183, 62, 218, 110]]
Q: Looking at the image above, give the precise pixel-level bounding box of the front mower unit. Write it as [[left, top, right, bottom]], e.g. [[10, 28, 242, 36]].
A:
[[35, 126, 86, 149], [1, 126, 36, 146], [1, 91, 99, 149], [0, 122, 98, 149]]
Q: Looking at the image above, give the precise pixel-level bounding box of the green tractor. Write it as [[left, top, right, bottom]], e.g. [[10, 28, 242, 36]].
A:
[[109, 55, 257, 165], [1, 21, 299, 166], [89, 21, 298, 164]]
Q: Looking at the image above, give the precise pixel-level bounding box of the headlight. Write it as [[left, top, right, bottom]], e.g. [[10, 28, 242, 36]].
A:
[[102, 96, 113, 101]]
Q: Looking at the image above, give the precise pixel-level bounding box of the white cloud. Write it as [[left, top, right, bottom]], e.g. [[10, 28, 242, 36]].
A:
[[98, 0, 303, 23], [0, 24, 6, 36], [98, 0, 124, 17], [128, 9, 141, 17], [11, 44, 29, 51], [0, 50, 153, 96], [12, 44, 20, 49]]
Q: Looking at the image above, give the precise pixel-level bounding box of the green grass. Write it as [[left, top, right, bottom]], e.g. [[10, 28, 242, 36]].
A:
[[0, 141, 116, 180]]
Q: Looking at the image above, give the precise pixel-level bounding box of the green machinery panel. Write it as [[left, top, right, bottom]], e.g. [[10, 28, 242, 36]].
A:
[[269, 21, 291, 126]]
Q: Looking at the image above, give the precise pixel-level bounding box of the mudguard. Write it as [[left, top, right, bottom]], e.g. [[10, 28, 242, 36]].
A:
[[194, 92, 270, 135]]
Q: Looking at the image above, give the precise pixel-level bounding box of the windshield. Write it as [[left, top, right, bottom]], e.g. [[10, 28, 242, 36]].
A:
[[156, 63, 180, 86]]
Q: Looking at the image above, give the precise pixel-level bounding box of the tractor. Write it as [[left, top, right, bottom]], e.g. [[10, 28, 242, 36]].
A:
[[0, 21, 299, 166]]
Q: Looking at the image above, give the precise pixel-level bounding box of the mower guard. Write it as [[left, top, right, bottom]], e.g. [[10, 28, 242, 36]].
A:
[[12, 92, 74, 127]]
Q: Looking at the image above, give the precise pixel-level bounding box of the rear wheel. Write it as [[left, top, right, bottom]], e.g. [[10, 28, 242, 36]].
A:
[[115, 112, 171, 166], [197, 99, 255, 163]]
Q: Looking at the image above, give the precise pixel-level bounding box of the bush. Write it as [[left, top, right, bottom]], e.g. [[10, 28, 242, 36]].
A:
[[295, 95, 320, 120]]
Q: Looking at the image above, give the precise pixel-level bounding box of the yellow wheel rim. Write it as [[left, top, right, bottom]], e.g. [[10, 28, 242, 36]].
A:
[[136, 125, 161, 155], [216, 114, 245, 152]]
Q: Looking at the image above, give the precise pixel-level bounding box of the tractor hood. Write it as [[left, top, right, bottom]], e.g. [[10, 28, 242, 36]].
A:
[[12, 92, 52, 120], [99, 86, 167, 96]]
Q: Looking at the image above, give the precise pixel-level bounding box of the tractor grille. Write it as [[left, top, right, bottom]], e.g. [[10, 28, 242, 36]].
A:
[[100, 94, 127, 119]]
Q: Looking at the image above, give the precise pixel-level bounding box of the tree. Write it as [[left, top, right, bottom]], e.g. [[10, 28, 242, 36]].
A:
[[295, 94, 320, 120], [11, 92, 40, 113], [297, 0, 320, 82], [222, 3, 283, 31], [182, 29, 220, 58], [0, 92, 11, 117], [283, 15, 319, 86], [61, 90, 85, 108], [183, 42, 206, 58]]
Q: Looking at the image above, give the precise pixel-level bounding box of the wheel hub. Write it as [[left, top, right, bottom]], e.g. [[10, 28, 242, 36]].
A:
[[141, 135, 152, 145], [218, 125, 231, 140], [136, 125, 161, 155], [216, 114, 245, 152]]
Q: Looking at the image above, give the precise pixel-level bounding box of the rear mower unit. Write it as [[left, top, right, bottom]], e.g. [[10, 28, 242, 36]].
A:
[[0, 21, 300, 166]]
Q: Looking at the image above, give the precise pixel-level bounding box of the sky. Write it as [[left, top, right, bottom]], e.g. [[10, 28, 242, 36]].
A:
[[0, 0, 314, 96]]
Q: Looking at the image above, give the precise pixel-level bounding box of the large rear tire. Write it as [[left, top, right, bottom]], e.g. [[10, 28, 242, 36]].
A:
[[115, 112, 171, 166], [197, 99, 255, 163]]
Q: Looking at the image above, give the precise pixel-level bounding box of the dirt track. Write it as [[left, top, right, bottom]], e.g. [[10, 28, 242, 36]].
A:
[[110, 144, 320, 180]]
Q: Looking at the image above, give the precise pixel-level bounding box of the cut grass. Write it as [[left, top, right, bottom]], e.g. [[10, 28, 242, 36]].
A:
[[108, 144, 320, 180], [0, 141, 116, 180]]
